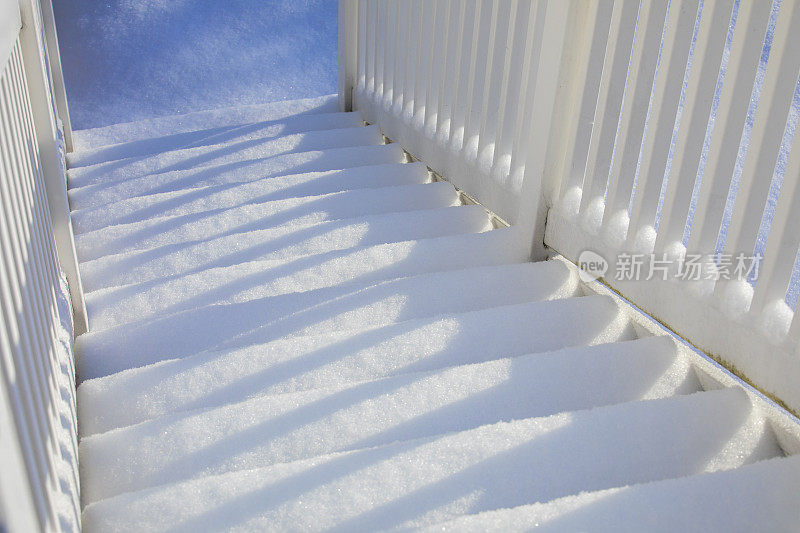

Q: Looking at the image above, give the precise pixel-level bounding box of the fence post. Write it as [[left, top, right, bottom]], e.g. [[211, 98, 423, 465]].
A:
[[338, 0, 358, 112], [516, 0, 594, 260], [17, 0, 88, 335]]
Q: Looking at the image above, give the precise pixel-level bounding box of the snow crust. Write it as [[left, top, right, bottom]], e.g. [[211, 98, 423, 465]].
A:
[[69, 105, 797, 531], [80, 389, 777, 532], [79, 336, 699, 504]]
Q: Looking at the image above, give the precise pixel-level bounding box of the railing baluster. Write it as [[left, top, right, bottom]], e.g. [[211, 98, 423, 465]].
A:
[[602, 0, 670, 239], [477, 0, 515, 171], [750, 120, 800, 318], [380, 0, 395, 111], [578, 0, 639, 216], [436, 0, 464, 145], [717, 0, 800, 268], [447, 0, 478, 152], [556, 2, 613, 204], [654, 0, 735, 253], [462, 0, 497, 161], [627, 0, 700, 249], [494, 0, 538, 174]]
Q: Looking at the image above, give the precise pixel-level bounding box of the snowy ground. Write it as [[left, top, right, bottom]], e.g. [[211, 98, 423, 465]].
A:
[[52, 0, 337, 129]]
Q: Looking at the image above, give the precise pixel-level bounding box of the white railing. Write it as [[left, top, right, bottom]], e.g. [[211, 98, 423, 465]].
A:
[[340, 0, 800, 414], [1, 0, 83, 531]]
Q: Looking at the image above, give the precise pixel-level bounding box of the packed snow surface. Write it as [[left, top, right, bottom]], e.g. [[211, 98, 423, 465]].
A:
[[53, 0, 337, 129], [71, 100, 800, 531]]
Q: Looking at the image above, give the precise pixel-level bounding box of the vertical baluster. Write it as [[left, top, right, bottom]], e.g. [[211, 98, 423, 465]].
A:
[[461, 0, 497, 161], [424, 0, 451, 138], [0, 79, 56, 526], [555, 2, 614, 204], [476, 0, 515, 172], [402, 0, 423, 123], [493, 0, 537, 173], [578, 0, 640, 216], [365, 0, 376, 98], [412, 0, 438, 130], [0, 292, 47, 530], [436, 0, 465, 146], [654, 0, 736, 252], [356, 0, 368, 96], [686, 1, 771, 256], [381, 0, 396, 111], [447, 0, 479, 152], [0, 103, 49, 533], [391, 0, 409, 116], [602, 0, 670, 239], [1, 74, 60, 427], [508, 0, 549, 180], [750, 119, 800, 318], [627, 0, 700, 248], [717, 0, 800, 269], [373, 0, 386, 107]]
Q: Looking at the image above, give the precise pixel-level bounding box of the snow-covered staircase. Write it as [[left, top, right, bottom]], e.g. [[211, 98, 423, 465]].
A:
[[68, 98, 800, 531]]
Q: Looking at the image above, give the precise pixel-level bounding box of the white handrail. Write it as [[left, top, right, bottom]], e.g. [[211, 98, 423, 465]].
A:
[[340, 0, 800, 414]]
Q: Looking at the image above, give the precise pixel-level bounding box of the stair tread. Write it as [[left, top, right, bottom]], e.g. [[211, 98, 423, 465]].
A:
[[78, 335, 698, 503], [72, 179, 457, 240], [72, 95, 339, 151], [76, 259, 577, 401], [68, 125, 384, 188], [68, 159, 423, 212], [78, 205, 494, 292], [80, 388, 778, 531], [77, 294, 632, 412], [68, 111, 362, 168], [80, 227, 529, 332], [420, 455, 800, 532]]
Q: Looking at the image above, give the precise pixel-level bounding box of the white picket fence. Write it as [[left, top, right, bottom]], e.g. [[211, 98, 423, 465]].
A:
[[0, 0, 83, 530], [340, 0, 800, 414]]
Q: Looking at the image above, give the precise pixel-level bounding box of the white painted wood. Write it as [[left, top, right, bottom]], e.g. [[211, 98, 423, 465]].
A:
[[337, 0, 358, 112], [685, 0, 772, 256], [578, 0, 640, 216], [17, 0, 88, 334], [557, 1, 613, 201], [602, 0, 669, 235], [627, 0, 700, 247], [656, 0, 735, 253], [750, 120, 800, 316], [720, 0, 800, 260]]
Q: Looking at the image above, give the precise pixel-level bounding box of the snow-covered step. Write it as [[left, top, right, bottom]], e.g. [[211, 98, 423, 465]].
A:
[[67, 143, 406, 210], [79, 206, 494, 291], [77, 294, 634, 410], [68, 111, 363, 168], [72, 164, 432, 235], [75, 261, 579, 387], [420, 455, 800, 532], [68, 143, 406, 209], [80, 388, 779, 532], [72, 179, 455, 240], [68, 124, 384, 187], [74, 181, 459, 259], [72, 95, 339, 150], [81, 228, 528, 331], [78, 336, 699, 502], [69, 159, 422, 212]]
